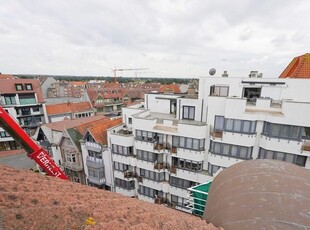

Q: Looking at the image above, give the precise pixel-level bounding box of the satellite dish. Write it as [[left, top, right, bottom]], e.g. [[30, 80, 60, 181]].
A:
[[209, 68, 216, 76]]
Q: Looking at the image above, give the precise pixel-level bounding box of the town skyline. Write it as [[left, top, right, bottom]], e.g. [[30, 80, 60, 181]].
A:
[[1, 1, 309, 78]]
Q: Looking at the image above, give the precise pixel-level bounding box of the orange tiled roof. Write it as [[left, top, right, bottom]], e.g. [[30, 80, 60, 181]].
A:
[[279, 53, 310, 78], [159, 84, 181, 94], [75, 117, 110, 136], [43, 116, 107, 131], [88, 117, 122, 144], [69, 81, 87, 86], [0, 74, 14, 79], [46, 101, 93, 115], [0, 78, 44, 103]]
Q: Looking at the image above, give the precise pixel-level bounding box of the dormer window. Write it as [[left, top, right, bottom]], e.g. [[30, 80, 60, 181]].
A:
[[15, 84, 23, 91], [25, 84, 33, 91]]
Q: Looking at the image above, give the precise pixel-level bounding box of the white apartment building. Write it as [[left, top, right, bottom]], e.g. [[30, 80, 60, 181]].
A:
[[108, 75, 310, 213]]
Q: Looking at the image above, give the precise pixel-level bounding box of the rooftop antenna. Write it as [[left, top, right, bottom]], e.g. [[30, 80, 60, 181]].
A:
[[209, 68, 216, 76]]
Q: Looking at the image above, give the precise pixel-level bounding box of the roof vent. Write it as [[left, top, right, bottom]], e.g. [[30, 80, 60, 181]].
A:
[[222, 71, 228, 77]]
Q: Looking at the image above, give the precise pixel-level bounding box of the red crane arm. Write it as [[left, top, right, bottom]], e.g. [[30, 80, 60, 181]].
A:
[[0, 106, 68, 180]]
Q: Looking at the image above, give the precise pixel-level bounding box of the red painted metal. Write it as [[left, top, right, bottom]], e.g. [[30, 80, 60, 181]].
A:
[[0, 106, 68, 180]]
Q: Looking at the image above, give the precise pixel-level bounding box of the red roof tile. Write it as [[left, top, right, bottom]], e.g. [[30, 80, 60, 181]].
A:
[[88, 118, 122, 144], [0, 165, 220, 230], [279, 53, 310, 78], [43, 116, 107, 132], [46, 101, 93, 115], [0, 74, 14, 79], [159, 84, 181, 94]]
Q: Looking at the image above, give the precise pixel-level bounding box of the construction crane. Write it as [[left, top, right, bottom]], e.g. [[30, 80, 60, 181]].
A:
[[112, 67, 148, 85]]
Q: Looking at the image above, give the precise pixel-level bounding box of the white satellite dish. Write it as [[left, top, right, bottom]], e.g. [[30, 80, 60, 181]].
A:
[[209, 68, 216, 76]]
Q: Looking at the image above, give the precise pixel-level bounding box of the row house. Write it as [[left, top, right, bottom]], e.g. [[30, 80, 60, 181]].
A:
[[80, 118, 122, 189], [86, 88, 124, 115], [45, 101, 95, 123], [36, 116, 105, 167], [107, 73, 310, 214], [0, 78, 46, 151]]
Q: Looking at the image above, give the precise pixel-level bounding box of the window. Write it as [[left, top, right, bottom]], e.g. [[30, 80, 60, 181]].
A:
[[176, 136, 205, 151], [128, 117, 132, 124], [4, 95, 16, 105], [210, 85, 229, 97], [214, 116, 224, 132], [15, 84, 23, 91], [169, 176, 196, 189], [115, 178, 134, 190], [138, 185, 162, 198], [0, 131, 10, 138], [137, 149, 157, 162], [171, 195, 190, 209], [172, 157, 203, 172], [208, 163, 222, 176], [25, 84, 33, 91], [183, 106, 195, 120], [258, 148, 306, 167], [209, 140, 252, 159], [243, 87, 261, 103], [19, 93, 36, 105], [112, 144, 133, 156], [32, 106, 40, 112], [224, 118, 256, 134], [88, 167, 104, 178], [262, 122, 309, 141], [135, 129, 155, 142], [140, 169, 165, 182], [113, 162, 129, 172]]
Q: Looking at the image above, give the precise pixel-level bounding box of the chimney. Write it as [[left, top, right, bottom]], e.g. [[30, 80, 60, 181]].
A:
[[222, 71, 228, 77], [188, 84, 196, 95]]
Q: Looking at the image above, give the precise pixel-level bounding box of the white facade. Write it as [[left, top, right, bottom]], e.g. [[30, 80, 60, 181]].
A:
[[107, 75, 310, 213]]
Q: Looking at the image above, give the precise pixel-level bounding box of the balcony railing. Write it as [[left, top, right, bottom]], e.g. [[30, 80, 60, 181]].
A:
[[86, 156, 104, 169], [88, 176, 105, 185], [62, 161, 83, 171]]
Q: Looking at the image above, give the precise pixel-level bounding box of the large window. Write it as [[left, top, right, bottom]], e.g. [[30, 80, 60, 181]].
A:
[[172, 136, 205, 151], [172, 157, 203, 172], [136, 149, 157, 162], [207, 163, 223, 176], [115, 178, 134, 190], [135, 130, 155, 142], [19, 93, 36, 105], [138, 185, 162, 198], [111, 144, 133, 156], [88, 167, 104, 178], [263, 122, 310, 140], [183, 106, 195, 120], [113, 162, 129, 172], [169, 176, 196, 189], [140, 169, 165, 182], [171, 195, 189, 209], [223, 118, 256, 134], [258, 148, 306, 167], [209, 140, 253, 159], [210, 85, 229, 97], [88, 150, 102, 159]]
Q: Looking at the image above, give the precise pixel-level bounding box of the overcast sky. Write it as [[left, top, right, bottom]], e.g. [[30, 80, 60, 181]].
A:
[[0, 0, 309, 78]]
